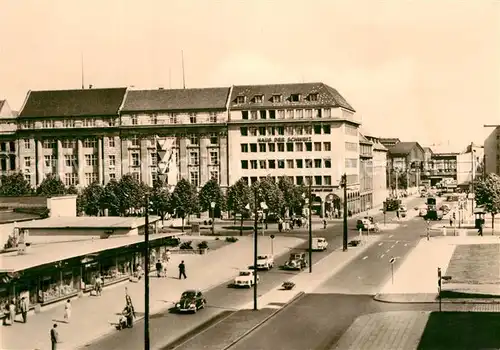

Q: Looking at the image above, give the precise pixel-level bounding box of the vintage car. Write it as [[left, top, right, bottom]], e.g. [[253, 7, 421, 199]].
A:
[[234, 270, 259, 288], [356, 217, 378, 231], [283, 252, 308, 270], [175, 290, 206, 313], [256, 254, 274, 270], [312, 237, 328, 251]]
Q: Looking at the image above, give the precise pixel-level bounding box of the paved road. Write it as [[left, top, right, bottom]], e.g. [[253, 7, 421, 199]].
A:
[[173, 198, 438, 350]]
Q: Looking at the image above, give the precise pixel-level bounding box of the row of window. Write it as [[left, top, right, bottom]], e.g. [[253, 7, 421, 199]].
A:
[[241, 141, 332, 153], [236, 92, 319, 105], [189, 169, 219, 188], [241, 175, 332, 186], [240, 124, 331, 137], [129, 113, 220, 126], [241, 159, 332, 170], [241, 108, 331, 120], [188, 150, 219, 166], [20, 118, 117, 130]]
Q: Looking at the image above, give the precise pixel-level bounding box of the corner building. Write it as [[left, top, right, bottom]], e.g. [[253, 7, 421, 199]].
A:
[[227, 83, 362, 216]]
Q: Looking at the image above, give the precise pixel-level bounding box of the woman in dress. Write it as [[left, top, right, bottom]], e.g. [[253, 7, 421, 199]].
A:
[[63, 299, 71, 323], [9, 300, 16, 324]]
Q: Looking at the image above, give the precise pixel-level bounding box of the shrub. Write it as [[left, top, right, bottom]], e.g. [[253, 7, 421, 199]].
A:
[[179, 241, 193, 250], [197, 241, 209, 249], [165, 237, 181, 247], [225, 236, 238, 243]]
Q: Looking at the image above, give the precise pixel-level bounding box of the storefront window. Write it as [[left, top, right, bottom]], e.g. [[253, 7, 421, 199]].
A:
[[100, 257, 127, 284], [82, 262, 99, 291], [116, 256, 131, 278], [39, 272, 62, 303], [60, 269, 78, 297], [0, 285, 10, 316], [15, 282, 37, 307]]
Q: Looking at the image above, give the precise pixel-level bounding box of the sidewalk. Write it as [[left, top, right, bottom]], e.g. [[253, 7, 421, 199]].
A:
[[0, 236, 305, 350], [243, 235, 384, 310], [374, 235, 500, 303]]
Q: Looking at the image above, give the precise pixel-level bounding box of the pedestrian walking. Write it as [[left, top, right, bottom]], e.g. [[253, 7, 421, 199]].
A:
[[50, 323, 60, 350], [123, 304, 134, 328], [20, 296, 28, 323], [8, 299, 16, 324], [449, 218, 453, 227], [178, 260, 187, 279], [323, 219, 327, 229], [94, 275, 103, 296], [165, 249, 171, 263], [63, 299, 71, 323], [478, 223, 483, 236], [162, 260, 168, 277], [156, 260, 162, 278]]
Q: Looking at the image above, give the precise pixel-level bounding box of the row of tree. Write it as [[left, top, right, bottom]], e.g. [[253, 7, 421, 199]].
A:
[[0, 172, 309, 223], [475, 173, 500, 230]]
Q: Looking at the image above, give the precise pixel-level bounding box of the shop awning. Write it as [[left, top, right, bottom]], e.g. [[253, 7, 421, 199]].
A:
[[0, 232, 176, 273]]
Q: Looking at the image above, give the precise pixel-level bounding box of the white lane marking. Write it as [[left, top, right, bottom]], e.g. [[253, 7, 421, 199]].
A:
[[404, 244, 408, 247], [396, 241, 399, 244], [389, 235, 394, 238], [391, 244, 396, 248], [362, 256, 368, 260], [378, 242, 383, 246], [380, 254, 385, 258], [386, 249, 391, 253]]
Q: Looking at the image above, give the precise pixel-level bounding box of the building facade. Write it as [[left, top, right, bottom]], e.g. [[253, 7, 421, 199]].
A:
[[226, 83, 362, 216], [0, 100, 18, 178], [387, 142, 425, 191], [358, 134, 373, 212], [456, 144, 484, 189], [364, 134, 388, 208], [425, 146, 459, 187], [484, 127, 500, 175]]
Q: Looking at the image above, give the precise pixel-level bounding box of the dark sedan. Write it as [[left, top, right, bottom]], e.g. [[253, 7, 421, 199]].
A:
[[174, 290, 206, 313]]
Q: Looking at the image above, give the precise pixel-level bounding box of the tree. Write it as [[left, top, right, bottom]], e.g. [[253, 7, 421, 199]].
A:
[[36, 174, 66, 196], [227, 178, 251, 216], [102, 179, 121, 216], [66, 185, 79, 195], [170, 178, 198, 231], [253, 175, 284, 215], [150, 180, 171, 223], [198, 179, 225, 217], [475, 173, 500, 232], [227, 178, 252, 236], [389, 171, 408, 190], [0, 172, 32, 196], [79, 182, 105, 216], [278, 176, 305, 216], [118, 174, 145, 215]]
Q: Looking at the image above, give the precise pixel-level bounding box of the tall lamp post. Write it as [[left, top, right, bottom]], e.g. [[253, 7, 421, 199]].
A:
[[341, 174, 348, 252], [302, 178, 313, 273], [210, 201, 216, 235], [144, 194, 151, 350], [252, 186, 266, 311]]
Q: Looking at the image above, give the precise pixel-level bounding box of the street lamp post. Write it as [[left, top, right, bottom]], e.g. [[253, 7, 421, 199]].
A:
[[341, 174, 348, 252], [144, 194, 151, 350], [210, 201, 216, 235], [308, 178, 312, 273], [252, 187, 259, 311]]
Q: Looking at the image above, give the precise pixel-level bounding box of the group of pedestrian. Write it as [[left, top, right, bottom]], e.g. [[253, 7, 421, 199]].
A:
[[2, 296, 29, 326], [278, 217, 309, 232], [118, 287, 136, 330]]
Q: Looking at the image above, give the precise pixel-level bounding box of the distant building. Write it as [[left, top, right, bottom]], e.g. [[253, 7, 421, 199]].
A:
[[362, 132, 388, 209], [484, 127, 499, 175], [0, 100, 18, 178], [425, 146, 459, 187], [379, 138, 400, 149], [387, 142, 425, 190], [456, 143, 484, 189]]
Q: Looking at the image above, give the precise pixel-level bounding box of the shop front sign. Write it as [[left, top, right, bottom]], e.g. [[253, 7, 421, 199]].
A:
[[257, 136, 312, 143]]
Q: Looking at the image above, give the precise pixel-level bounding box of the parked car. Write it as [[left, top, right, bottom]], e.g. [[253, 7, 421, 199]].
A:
[[256, 254, 274, 270], [283, 252, 308, 270], [175, 290, 206, 313], [312, 237, 328, 251], [356, 217, 378, 231], [234, 270, 259, 288]]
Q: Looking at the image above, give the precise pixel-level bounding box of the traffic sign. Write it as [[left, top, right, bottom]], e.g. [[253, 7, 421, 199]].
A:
[[270, 235, 275, 239]]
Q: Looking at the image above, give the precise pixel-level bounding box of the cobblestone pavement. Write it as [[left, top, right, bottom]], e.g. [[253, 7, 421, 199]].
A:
[[332, 311, 430, 350]]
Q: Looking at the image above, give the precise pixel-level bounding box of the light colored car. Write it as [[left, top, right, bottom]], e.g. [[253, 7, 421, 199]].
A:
[[419, 207, 428, 217], [234, 270, 259, 288], [312, 237, 328, 251], [256, 254, 274, 270]]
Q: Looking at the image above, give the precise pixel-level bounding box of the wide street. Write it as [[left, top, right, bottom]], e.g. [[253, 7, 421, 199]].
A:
[[83, 197, 426, 350], [166, 197, 446, 350]]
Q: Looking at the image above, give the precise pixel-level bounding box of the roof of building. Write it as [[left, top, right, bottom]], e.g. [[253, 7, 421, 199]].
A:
[[229, 82, 355, 111], [122, 87, 231, 112], [373, 141, 388, 151], [0, 232, 173, 272], [429, 145, 460, 155], [19, 88, 127, 118], [18, 216, 160, 229], [359, 133, 372, 144], [379, 137, 401, 143], [423, 147, 433, 154], [0, 100, 4, 110], [388, 142, 421, 156]]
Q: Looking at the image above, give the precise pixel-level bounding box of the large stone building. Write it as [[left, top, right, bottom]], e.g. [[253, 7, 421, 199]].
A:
[[226, 83, 362, 216], [362, 133, 388, 209], [0, 100, 18, 178], [386, 142, 425, 191], [8, 82, 391, 216]]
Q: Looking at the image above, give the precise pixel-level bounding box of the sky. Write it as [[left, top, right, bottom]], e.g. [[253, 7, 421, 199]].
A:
[[1, 0, 499, 150]]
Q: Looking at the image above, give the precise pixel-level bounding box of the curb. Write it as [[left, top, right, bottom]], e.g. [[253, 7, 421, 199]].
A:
[[222, 292, 306, 350], [373, 294, 500, 305]]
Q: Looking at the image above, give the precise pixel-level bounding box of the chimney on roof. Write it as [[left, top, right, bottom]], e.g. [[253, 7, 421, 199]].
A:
[[89, 84, 93, 89], [159, 87, 164, 90]]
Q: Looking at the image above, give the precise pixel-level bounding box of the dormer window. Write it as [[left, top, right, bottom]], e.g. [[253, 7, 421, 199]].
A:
[[291, 94, 301, 102], [272, 94, 282, 103], [309, 93, 318, 102], [236, 96, 246, 104], [254, 95, 263, 103]]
